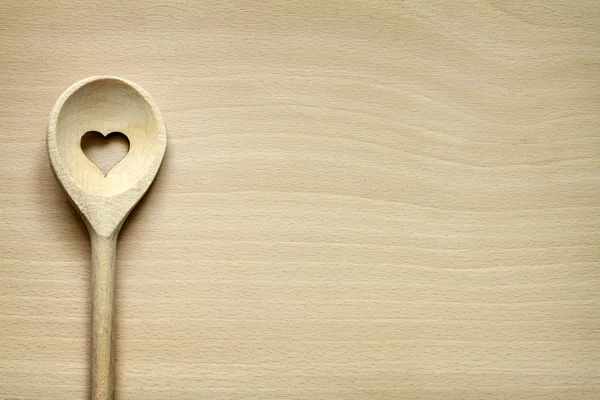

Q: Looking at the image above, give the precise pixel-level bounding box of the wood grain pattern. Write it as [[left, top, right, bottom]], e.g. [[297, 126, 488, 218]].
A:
[[1, 1, 600, 399]]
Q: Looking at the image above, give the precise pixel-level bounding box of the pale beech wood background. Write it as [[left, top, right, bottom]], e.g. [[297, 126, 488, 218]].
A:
[[1, 1, 600, 399]]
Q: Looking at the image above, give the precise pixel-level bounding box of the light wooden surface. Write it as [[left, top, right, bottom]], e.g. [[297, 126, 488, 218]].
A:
[[1, 1, 600, 399]]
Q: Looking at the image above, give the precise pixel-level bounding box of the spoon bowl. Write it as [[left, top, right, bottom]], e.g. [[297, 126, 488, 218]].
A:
[[48, 76, 166, 236], [47, 76, 166, 400]]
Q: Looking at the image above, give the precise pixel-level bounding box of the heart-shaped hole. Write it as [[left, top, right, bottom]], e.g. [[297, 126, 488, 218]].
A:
[[81, 131, 130, 176]]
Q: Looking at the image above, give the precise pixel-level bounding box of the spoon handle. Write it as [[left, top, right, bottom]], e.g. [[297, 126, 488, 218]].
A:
[[90, 233, 118, 400]]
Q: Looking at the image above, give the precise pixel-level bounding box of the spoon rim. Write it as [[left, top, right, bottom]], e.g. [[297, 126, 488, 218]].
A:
[[47, 75, 167, 197]]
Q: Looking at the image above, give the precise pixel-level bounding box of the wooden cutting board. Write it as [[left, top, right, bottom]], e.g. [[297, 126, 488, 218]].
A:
[[1, 1, 599, 399]]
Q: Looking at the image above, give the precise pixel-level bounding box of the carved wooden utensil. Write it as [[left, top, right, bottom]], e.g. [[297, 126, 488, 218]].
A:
[[47, 76, 167, 400]]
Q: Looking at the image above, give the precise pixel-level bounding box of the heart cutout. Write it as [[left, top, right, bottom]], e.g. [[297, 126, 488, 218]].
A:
[[81, 131, 130, 176]]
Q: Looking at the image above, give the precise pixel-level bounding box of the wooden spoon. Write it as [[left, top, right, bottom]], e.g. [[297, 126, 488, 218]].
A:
[[47, 76, 167, 400]]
